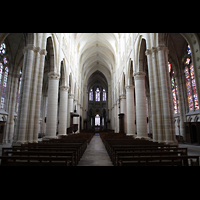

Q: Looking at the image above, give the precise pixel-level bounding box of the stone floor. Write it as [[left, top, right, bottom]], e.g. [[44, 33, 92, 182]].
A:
[[77, 134, 113, 166], [179, 143, 200, 156]]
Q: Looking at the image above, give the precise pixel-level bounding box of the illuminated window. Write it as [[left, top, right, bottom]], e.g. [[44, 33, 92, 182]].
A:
[[95, 88, 100, 101], [89, 88, 93, 101], [103, 89, 106, 101], [0, 42, 9, 110], [168, 62, 179, 114], [184, 45, 199, 111]]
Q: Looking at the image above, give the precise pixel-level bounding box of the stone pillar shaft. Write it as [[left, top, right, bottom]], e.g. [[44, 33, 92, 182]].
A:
[[58, 86, 69, 136], [126, 86, 136, 136], [157, 46, 174, 144], [17, 45, 35, 143], [134, 72, 148, 139], [32, 49, 47, 142], [44, 72, 60, 139]]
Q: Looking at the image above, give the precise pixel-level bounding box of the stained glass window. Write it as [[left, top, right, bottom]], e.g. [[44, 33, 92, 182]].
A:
[[103, 89, 106, 101], [0, 43, 6, 55], [16, 70, 22, 112], [95, 88, 100, 101], [169, 62, 179, 114], [0, 42, 9, 110], [184, 45, 199, 111], [89, 88, 93, 101]]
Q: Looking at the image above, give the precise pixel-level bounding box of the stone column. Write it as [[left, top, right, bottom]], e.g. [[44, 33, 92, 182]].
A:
[[58, 86, 69, 137], [157, 46, 175, 144], [145, 49, 158, 142], [134, 71, 149, 139], [32, 48, 47, 142], [17, 44, 35, 143], [125, 85, 136, 136], [77, 103, 81, 133], [4, 74, 19, 143], [44, 72, 60, 139], [120, 94, 127, 133], [27, 47, 40, 143], [146, 93, 152, 135], [152, 47, 163, 142], [67, 93, 74, 128]]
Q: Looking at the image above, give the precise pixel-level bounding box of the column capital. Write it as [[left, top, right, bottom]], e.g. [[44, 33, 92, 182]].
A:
[[151, 47, 157, 53], [34, 47, 40, 53], [40, 49, 47, 56], [68, 93, 74, 99], [60, 85, 69, 91], [133, 71, 146, 80], [145, 49, 152, 56], [23, 44, 35, 54], [157, 45, 167, 52], [125, 85, 134, 90], [120, 94, 126, 99], [48, 72, 60, 80]]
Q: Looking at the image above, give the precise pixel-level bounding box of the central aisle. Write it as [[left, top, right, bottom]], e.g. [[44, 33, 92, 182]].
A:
[[78, 134, 113, 166]]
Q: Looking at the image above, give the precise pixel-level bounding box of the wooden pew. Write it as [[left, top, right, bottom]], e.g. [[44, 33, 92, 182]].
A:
[[115, 150, 187, 166], [0, 156, 72, 166], [108, 144, 178, 163], [2, 148, 76, 166], [19, 143, 85, 160], [118, 155, 199, 166], [0, 132, 94, 166]]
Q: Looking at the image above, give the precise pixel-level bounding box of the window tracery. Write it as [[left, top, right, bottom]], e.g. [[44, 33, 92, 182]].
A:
[[95, 88, 100, 101], [103, 89, 106, 101], [0, 42, 9, 110], [184, 45, 199, 111], [89, 88, 93, 101], [168, 62, 179, 114]]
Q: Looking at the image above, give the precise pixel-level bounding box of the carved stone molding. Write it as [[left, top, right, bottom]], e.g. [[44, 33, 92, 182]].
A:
[[40, 49, 47, 56], [48, 72, 60, 80], [120, 94, 126, 99], [68, 93, 74, 99], [23, 44, 35, 54], [133, 71, 146, 80], [125, 85, 134, 90], [60, 85, 69, 91], [145, 49, 152, 56], [34, 47, 40, 53]]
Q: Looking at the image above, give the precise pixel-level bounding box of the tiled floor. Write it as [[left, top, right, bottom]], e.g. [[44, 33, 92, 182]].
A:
[[77, 135, 113, 166]]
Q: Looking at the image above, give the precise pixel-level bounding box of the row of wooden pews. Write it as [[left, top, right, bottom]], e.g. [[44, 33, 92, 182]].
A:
[[0, 132, 94, 166], [100, 132, 199, 166]]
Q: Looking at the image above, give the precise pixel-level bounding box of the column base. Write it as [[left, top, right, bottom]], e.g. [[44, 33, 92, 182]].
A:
[[135, 136, 151, 141], [13, 140, 27, 145], [42, 135, 58, 140], [126, 133, 137, 138], [164, 139, 178, 145], [57, 134, 67, 139]]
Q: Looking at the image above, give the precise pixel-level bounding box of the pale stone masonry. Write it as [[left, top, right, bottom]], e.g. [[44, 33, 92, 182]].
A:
[[0, 33, 199, 145]]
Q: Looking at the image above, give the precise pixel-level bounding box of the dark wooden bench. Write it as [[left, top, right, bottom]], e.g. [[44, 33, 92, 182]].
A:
[[0, 156, 72, 166], [107, 144, 179, 163], [2, 148, 76, 166], [19, 143, 85, 160], [4, 147, 78, 165], [115, 150, 188, 166], [118, 155, 199, 166]]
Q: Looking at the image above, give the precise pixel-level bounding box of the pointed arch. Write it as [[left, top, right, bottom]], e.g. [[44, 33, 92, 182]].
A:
[[126, 58, 134, 86], [62, 58, 69, 87]]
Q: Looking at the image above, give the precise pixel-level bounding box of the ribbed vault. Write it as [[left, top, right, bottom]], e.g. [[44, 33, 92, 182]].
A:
[[75, 33, 119, 86]]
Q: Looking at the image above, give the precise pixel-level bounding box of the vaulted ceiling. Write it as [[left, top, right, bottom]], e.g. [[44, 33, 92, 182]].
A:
[[75, 33, 119, 85]]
